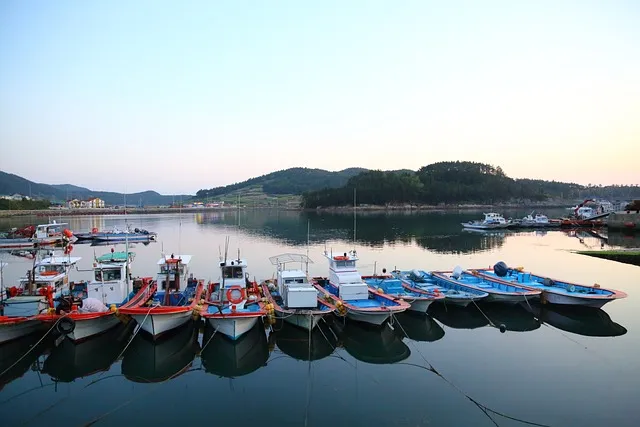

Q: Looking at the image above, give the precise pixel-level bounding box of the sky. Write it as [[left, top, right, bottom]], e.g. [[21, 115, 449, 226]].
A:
[[1, 0, 639, 194]]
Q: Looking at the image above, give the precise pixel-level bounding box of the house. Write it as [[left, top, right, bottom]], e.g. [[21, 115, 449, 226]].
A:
[[68, 197, 105, 209], [1, 193, 29, 201]]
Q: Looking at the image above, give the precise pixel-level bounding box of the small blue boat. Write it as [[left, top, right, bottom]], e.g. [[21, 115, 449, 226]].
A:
[[431, 266, 541, 304], [393, 269, 488, 307], [472, 262, 627, 308], [361, 274, 444, 313]]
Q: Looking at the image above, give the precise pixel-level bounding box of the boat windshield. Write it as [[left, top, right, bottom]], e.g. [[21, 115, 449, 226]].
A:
[[335, 260, 355, 268], [38, 265, 65, 274], [95, 268, 122, 281], [223, 266, 244, 279]]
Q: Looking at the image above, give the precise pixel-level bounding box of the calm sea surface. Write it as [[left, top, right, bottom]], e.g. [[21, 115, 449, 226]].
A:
[[1, 210, 638, 427]]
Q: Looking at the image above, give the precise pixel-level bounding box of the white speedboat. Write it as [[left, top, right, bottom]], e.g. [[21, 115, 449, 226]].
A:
[[462, 213, 511, 230]]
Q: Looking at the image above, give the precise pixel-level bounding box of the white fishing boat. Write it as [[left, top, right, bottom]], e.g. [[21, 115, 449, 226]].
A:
[[520, 213, 550, 227], [261, 253, 335, 331], [119, 254, 204, 339], [201, 251, 265, 341], [0, 221, 73, 249], [36, 249, 155, 342], [461, 213, 511, 230], [0, 250, 82, 344]]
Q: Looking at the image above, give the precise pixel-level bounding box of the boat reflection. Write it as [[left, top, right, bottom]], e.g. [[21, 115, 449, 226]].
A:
[[121, 320, 200, 382], [42, 323, 132, 382], [331, 320, 411, 364], [524, 303, 627, 337], [480, 303, 541, 332], [272, 319, 337, 361], [0, 333, 50, 391], [201, 321, 269, 378], [393, 312, 445, 342], [429, 304, 489, 329]]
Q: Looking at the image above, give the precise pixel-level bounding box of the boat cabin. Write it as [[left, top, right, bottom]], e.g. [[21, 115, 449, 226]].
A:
[[19, 253, 82, 291], [157, 254, 193, 292], [269, 253, 317, 308], [483, 213, 507, 225], [219, 258, 248, 288], [324, 250, 368, 301], [86, 250, 135, 304], [34, 221, 68, 239]]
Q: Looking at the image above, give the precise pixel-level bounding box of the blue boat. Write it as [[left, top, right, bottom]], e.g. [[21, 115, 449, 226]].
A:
[[392, 269, 489, 307], [75, 226, 157, 243], [472, 262, 627, 308], [431, 266, 541, 304], [361, 274, 444, 313]]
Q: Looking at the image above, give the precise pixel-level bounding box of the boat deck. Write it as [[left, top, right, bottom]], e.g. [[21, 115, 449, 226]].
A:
[[478, 270, 616, 297]]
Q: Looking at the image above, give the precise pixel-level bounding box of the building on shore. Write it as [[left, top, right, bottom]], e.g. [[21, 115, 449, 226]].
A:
[[67, 197, 106, 209]]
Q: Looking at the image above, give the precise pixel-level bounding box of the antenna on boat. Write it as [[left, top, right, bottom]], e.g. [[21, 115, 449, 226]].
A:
[[124, 189, 131, 295], [178, 195, 182, 258], [353, 187, 357, 252]]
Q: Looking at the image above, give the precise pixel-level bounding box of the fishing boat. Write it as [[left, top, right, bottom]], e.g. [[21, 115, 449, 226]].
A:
[[516, 213, 552, 228], [35, 249, 156, 342], [201, 253, 266, 341], [0, 221, 73, 249], [461, 213, 511, 230], [118, 254, 204, 339], [432, 266, 541, 304], [472, 262, 627, 308], [312, 250, 410, 326], [392, 269, 488, 307], [74, 226, 157, 242], [260, 253, 335, 331], [362, 270, 444, 313], [1, 250, 82, 344]]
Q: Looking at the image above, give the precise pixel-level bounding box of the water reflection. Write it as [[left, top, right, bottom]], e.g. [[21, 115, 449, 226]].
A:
[[193, 210, 511, 254], [121, 321, 200, 382], [201, 322, 269, 377], [394, 312, 445, 342], [271, 320, 337, 361], [0, 333, 50, 391], [524, 303, 627, 337], [42, 323, 132, 382], [429, 304, 489, 329], [481, 303, 541, 332], [331, 320, 411, 364]]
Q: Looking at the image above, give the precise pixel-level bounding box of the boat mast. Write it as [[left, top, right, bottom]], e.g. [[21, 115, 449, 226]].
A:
[[124, 191, 130, 295], [353, 187, 357, 252], [306, 219, 310, 276]]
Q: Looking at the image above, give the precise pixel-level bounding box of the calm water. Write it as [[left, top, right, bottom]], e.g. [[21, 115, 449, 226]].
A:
[[1, 210, 638, 427]]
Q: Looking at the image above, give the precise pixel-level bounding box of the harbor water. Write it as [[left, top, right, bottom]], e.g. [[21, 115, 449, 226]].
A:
[[0, 209, 638, 427]]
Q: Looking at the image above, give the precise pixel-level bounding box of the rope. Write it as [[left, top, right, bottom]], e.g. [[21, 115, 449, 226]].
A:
[[81, 326, 219, 427], [393, 315, 552, 427], [0, 314, 68, 378], [470, 300, 496, 328]]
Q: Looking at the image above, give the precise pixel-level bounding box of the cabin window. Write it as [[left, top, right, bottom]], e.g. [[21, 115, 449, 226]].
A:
[[336, 261, 355, 268], [285, 279, 293, 284], [97, 269, 121, 281], [295, 279, 305, 284], [223, 266, 244, 279]]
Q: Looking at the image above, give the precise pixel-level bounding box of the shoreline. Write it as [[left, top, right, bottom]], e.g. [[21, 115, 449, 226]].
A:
[[0, 202, 574, 218]]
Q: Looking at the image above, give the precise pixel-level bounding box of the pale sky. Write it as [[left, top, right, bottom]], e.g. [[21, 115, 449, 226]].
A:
[[1, 0, 638, 194]]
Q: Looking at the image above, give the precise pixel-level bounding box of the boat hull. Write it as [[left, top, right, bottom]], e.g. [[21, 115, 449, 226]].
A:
[[276, 309, 324, 331], [131, 310, 194, 339], [346, 308, 391, 326], [542, 291, 610, 308], [0, 318, 41, 344], [462, 223, 510, 230], [484, 293, 537, 305], [403, 298, 433, 313], [63, 314, 121, 342], [207, 316, 260, 341]]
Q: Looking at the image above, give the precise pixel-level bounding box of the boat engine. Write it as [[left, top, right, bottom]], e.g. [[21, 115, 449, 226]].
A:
[[493, 261, 509, 277]]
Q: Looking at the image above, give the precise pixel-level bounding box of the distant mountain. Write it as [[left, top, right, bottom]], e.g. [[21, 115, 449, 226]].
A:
[[0, 171, 190, 206], [195, 167, 368, 199]]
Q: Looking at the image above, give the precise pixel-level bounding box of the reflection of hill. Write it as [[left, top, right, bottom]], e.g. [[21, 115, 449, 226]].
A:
[[43, 323, 132, 382], [194, 210, 508, 253]]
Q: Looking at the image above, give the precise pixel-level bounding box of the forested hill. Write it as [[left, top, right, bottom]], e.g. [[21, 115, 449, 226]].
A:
[[300, 161, 640, 208], [195, 167, 367, 199]]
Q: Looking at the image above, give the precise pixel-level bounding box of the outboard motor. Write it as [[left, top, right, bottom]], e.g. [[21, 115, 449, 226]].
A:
[[410, 269, 424, 282], [452, 265, 463, 280], [493, 261, 509, 277], [134, 228, 140, 233]]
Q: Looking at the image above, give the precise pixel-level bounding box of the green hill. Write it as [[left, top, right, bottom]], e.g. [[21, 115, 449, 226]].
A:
[[194, 167, 368, 200], [0, 171, 190, 207]]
